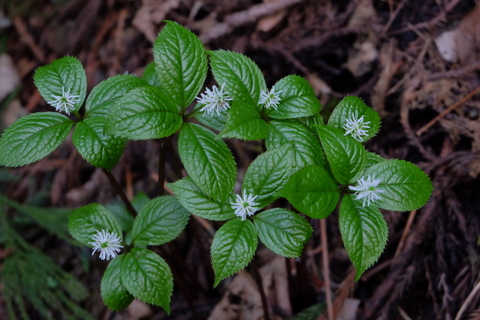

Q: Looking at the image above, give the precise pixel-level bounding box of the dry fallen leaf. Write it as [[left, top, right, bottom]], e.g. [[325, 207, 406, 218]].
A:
[[435, 2, 480, 65], [343, 39, 379, 78], [257, 0, 287, 32], [208, 270, 264, 320], [335, 298, 360, 320], [0, 54, 20, 102], [209, 255, 290, 320], [126, 299, 152, 320], [132, 0, 180, 43]]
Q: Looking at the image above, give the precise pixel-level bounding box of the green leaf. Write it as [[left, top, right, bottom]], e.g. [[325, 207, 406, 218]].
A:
[[315, 125, 367, 185], [142, 62, 161, 88], [253, 208, 312, 257], [168, 177, 236, 221], [300, 112, 324, 127], [209, 50, 266, 106], [85, 74, 147, 118], [366, 151, 386, 168], [101, 255, 134, 311], [107, 192, 150, 232], [327, 96, 381, 142], [107, 203, 134, 232], [34, 56, 87, 115], [131, 192, 151, 212], [280, 165, 340, 219], [361, 159, 433, 211], [211, 219, 258, 287], [178, 123, 237, 202], [131, 196, 190, 246], [121, 248, 173, 314], [291, 303, 327, 320], [0, 112, 74, 167], [193, 102, 228, 132], [243, 144, 294, 208], [220, 100, 269, 140], [339, 196, 388, 281], [153, 21, 207, 108], [68, 203, 122, 246], [267, 75, 321, 119], [266, 119, 324, 169], [72, 118, 126, 170], [106, 86, 183, 140]]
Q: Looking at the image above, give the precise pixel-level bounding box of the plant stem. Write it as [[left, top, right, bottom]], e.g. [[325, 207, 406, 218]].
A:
[[251, 257, 270, 320], [102, 169, 137, 217], [320, 218, 334, 320], [156, 246, 201, 319], [157, 136, 173, 196]]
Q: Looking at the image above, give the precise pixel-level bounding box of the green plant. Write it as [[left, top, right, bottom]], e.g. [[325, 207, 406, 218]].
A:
[[0, 21, 433, 314], [0, 195, 93, 320]]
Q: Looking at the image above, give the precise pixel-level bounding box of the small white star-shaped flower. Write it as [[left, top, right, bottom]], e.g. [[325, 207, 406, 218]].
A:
[[230, 191, 260, 221], [259, 87, 282, 110], [349, 175, 384, 207], [197, 84, 233, 116], [47, 86, 80, 115], [343, 115, 371, 142], [89, 230, 123, 260]]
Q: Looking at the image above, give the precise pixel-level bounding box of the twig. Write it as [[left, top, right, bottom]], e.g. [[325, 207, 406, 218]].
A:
[[363, 201, 436, 319], [382, 0, 408, 34], [291, 26, 368, 54], [398, 307, 413, 320], [13, 16, 45, 62], [102, 169, 138, 217], [416, 85, 480, 136], [388, 0, 463, 35], [319, 219, 334, 320], [392, 210, 417, 262], [428, 61, 480, 81], [386, 37, 431, 96], [455, 280, 480, 320], [198, 0, 304, 43]]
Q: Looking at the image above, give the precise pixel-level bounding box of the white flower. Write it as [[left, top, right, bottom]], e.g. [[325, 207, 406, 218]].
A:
[[349, 176, 384, 207], [343, 115, 371, 142], [89, 230, 123, 260], [47, 86, 80, 115], [259, 87, 282, 110], [230, 191, 260, 221], [197, 84, 233, 115]]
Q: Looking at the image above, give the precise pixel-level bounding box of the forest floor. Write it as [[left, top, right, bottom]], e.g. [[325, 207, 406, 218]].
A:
[[2, 0, 480, 319]]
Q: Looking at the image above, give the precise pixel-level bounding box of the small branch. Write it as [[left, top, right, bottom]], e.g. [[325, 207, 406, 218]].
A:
[[416, 85, 480, 136], [251, 258, 271, 320], [14, 16, 45, 62], [392, 210, 417, 262], [197, 0, 304, 43], [319, 219, 334, 320], [428, 60, 480, 81], [455, 279, 480, 320], [102, 169, 137, 217]]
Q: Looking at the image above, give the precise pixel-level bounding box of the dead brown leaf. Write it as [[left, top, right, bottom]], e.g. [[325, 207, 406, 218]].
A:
[[132, 0, 180, 43]]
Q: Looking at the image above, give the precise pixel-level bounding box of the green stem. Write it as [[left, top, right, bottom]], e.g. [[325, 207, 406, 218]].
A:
[[183, 108, 200, 119], [157, 136, 173, 196], [73, 110, 82, 120], [102, 169, 138, 217]]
